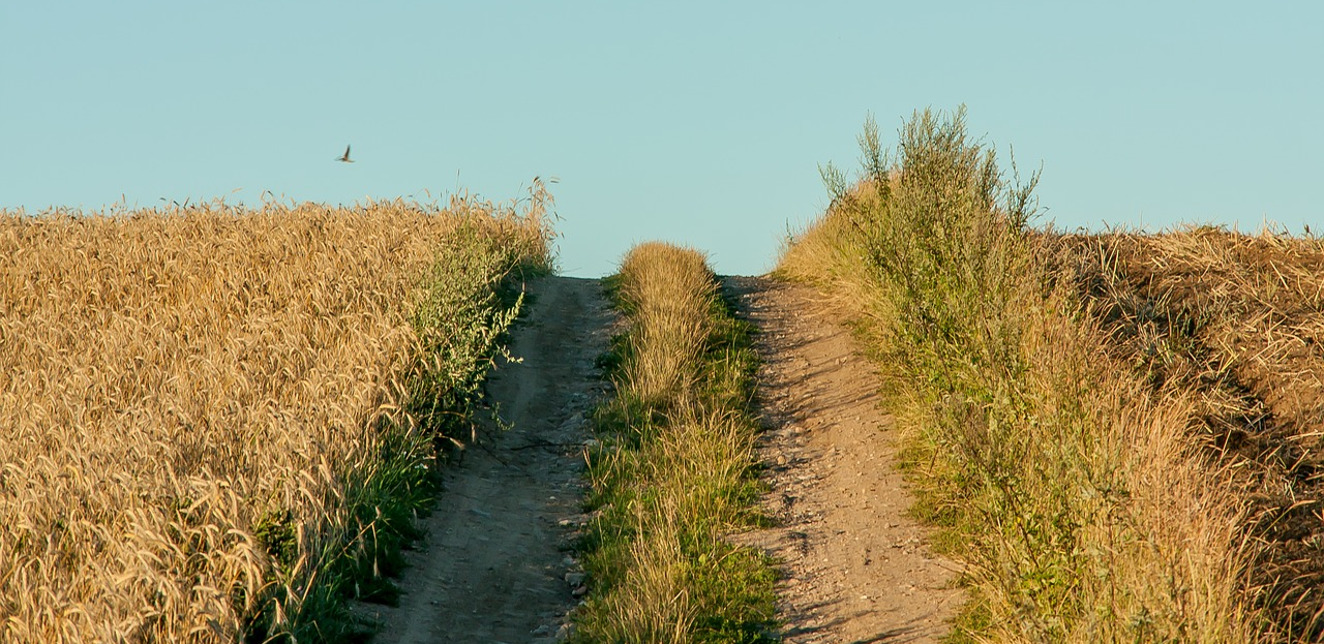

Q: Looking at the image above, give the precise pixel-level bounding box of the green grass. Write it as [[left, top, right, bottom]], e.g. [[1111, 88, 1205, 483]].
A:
[[572, 243, 777, 644], [777, 108, 1256, 642]]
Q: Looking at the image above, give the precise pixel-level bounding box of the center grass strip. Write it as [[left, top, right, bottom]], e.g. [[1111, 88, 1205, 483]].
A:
[[572, 242, 776, 643]]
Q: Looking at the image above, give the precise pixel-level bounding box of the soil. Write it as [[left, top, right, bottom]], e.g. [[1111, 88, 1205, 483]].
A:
[[356, 274, 963, 642], [353, 276, 614, 643], [727, 276, 963, 643]]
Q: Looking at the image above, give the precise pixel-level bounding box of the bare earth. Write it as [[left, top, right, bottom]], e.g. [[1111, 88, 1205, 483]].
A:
[[353, 276, 613, 643], [353, 274, 958, 642], [728, 276, 964, 643]]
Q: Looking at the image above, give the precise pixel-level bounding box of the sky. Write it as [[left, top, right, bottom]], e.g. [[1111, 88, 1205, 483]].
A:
[[3, 2, 1320, 277]]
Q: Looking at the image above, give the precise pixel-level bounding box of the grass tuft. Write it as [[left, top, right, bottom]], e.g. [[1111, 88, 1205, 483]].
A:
[[573, 242, 777, 643]]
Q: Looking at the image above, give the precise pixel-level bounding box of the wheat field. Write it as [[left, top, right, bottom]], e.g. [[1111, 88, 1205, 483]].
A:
[[0, 193, 551, 642]]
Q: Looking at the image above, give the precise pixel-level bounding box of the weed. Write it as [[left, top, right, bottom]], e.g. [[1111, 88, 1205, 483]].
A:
[[778, 108, 1258, 642], [574, 243, 777, 643]]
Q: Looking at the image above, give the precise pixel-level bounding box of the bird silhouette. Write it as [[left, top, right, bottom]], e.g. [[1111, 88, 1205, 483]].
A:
[[336, 145, 353, 163]]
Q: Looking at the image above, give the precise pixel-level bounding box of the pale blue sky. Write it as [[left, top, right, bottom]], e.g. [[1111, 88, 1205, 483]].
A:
[[3, 2, 1320, 276]]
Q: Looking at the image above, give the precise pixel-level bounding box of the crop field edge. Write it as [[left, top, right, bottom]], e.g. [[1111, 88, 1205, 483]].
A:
[[0, 189, 556, 644]]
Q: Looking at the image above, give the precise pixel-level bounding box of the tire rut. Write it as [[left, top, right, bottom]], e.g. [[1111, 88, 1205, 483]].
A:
[[728, 276, 963, 643], [354, 276, 613, 643]]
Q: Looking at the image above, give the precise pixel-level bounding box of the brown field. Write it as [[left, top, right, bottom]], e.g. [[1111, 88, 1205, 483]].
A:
[[0, 194, 550, 642], [1052, 227, 1324, 640]]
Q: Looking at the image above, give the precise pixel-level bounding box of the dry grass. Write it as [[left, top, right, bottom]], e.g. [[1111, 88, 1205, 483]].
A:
[[1053, 226, 1324, 639], [0, 190, 552, 642], [777, 109, 1260, 641], [614, 242, 719, 409], [574, 242, 776, 643]]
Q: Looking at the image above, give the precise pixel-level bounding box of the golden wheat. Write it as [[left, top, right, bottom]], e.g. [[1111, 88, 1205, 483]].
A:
[[0, 194, 549, 642]]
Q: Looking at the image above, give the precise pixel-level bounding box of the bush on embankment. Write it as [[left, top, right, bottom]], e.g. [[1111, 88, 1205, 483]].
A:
[[573, 242, 776, 643], [777, 108, 1259, 642], [0, 185, 553, 643]]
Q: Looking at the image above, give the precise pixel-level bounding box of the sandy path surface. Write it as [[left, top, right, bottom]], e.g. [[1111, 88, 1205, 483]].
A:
[[354, 276, 612, 643], [728, 276, 963, 643]]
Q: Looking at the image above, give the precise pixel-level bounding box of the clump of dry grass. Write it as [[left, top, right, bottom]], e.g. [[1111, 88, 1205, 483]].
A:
[[1054, 225, 1324, 639], [574, 243, 776, 643], [614, 242, 718, 409], [0, 187, 552, 642], [777, 108, 1260, 641]]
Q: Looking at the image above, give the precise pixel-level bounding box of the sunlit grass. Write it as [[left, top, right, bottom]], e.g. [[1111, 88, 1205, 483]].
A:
[[777, 108, 1259, 642], [574, 242, 776, 643], [0, 186, 553, 642]]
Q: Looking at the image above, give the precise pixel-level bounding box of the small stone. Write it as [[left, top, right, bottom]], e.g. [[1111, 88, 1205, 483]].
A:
[[559, 411, 585, 431], [558, 532, 580, 551], [572, 585, 589, 597], [565, 571, 585, 586]]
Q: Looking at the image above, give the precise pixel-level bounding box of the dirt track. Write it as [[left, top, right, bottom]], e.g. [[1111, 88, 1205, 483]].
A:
[[354, 276, 613, 643], [729, 276, 962, 643], [355, 274, 960, 641]]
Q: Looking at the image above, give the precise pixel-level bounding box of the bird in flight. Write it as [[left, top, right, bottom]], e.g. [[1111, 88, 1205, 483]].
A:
[[336, 145, 353, 163]]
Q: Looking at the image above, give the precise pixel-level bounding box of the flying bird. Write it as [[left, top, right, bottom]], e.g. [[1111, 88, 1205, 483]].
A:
[[336, 145, 353, 163]]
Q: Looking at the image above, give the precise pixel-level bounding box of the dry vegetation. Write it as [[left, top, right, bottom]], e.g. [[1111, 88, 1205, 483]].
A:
[[573, 242, 775, 643], [0, 189, 552, 642], [1053, 227, 1324, 640], [778, 109, 1267, 641]]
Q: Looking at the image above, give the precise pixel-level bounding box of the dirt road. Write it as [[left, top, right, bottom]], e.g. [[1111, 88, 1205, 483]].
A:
[[354, 274, 958, 642], [729, 276, 963, 643], [355, 276, 613, 643]]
